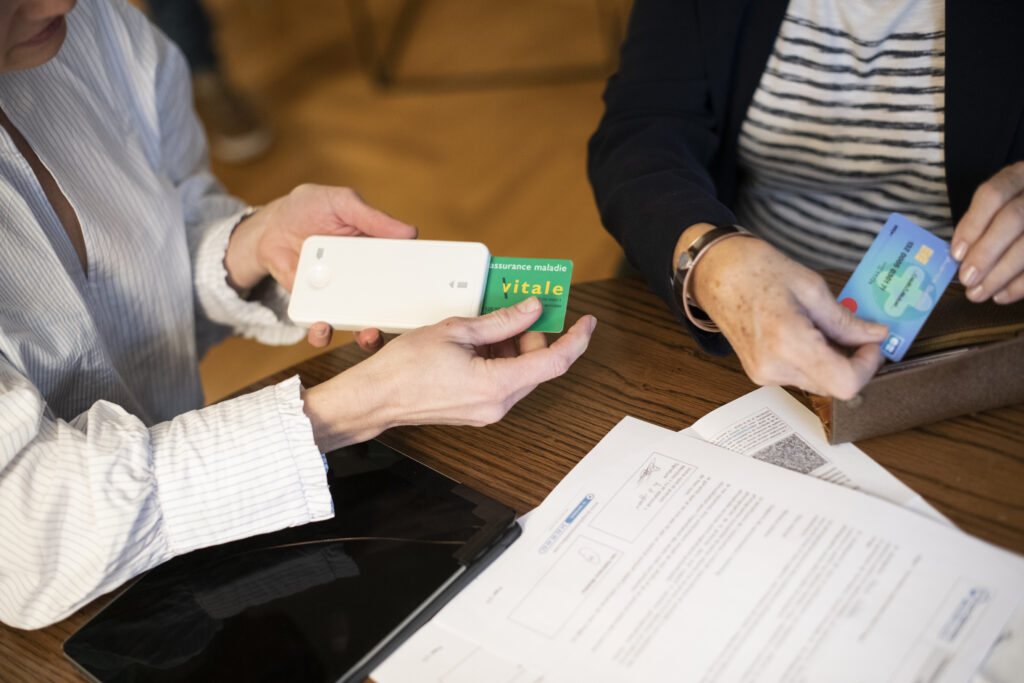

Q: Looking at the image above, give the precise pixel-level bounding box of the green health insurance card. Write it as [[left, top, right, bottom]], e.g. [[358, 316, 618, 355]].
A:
[[481, 257, 573, 332]]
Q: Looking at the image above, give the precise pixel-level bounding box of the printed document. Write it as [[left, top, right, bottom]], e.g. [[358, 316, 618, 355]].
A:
[[685, 387, 944, 522], [375, 413, 1024, 682]]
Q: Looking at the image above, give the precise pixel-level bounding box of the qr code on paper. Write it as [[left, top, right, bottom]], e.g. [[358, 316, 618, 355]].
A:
[[752, 433, 826, 475]]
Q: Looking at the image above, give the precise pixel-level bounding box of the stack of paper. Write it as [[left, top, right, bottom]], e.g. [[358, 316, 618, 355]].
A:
[[374, 388, 1024, 683]]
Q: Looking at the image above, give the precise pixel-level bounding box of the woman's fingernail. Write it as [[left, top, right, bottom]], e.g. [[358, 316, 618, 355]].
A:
[[587, 316, 598, 333], [952, 241, 967, 261], [961, 266, 978, 287], [516, 297, 540, 313], [993, 290, 1009, 304], [967, 284, 985, 301]]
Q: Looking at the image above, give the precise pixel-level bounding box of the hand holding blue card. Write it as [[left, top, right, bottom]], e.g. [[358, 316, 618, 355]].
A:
[[837, 213, 958, 362]]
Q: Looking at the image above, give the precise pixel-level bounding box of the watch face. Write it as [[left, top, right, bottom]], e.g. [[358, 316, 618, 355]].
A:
[[677, 253, 696, 271]]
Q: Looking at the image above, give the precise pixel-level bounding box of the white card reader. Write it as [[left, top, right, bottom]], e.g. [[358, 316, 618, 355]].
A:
[[288, 236, 491, 333]]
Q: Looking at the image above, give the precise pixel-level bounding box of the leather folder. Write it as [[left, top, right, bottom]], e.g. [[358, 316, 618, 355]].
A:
[[806, 272, 1024, 444]]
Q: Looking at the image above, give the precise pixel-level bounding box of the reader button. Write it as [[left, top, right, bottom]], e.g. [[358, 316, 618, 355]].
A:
[[307, 264, 332, 289]]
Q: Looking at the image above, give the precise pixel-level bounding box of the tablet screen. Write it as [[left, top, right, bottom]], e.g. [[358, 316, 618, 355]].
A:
[[63, 440, 520, 683]]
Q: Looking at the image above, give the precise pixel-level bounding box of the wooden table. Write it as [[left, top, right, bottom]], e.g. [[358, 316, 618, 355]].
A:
[[4, 277, 1023, 682]]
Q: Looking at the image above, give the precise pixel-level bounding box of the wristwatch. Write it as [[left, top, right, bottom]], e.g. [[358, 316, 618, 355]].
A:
[[670, 224, 749, 332]]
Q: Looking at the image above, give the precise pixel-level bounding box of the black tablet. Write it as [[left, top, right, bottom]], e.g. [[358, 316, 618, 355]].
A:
[[63, 440, 521, 683]]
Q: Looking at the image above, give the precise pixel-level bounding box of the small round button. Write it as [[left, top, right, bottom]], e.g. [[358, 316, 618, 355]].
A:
[[307, 264, 332, 288]]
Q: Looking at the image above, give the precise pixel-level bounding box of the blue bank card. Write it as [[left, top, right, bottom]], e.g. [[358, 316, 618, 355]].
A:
[[837, 213, 957, 362]]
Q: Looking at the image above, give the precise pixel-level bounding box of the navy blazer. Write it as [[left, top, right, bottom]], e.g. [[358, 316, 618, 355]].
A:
[[588, 0, 1024, 354]]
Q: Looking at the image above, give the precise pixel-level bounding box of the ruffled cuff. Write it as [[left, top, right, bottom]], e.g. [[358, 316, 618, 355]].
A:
[[194, 209, 306, 346], [152, 376, 333, 556]]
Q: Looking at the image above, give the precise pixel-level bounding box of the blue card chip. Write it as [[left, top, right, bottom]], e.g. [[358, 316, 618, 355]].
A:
[[837, 213, 957, 362]]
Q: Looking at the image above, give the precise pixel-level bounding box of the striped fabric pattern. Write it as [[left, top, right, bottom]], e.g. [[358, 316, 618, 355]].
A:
[[735, 0, 950, 270], [0, 0, 330, 629]]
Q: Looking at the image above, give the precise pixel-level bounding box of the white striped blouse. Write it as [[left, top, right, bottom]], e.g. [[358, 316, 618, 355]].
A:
[[0, 0, 332, 629], [735, 0, 951, 270]]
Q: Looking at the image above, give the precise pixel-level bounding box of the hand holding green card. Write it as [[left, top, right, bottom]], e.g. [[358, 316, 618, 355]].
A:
[[481, 257, 573, 332]]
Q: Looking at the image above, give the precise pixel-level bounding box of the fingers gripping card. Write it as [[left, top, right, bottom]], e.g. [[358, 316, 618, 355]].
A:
[[837, 213, 957, 362], [481, 258, 573, 332]]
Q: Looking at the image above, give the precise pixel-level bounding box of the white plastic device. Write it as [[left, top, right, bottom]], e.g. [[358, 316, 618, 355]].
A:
[[288, 236, 491, 333]]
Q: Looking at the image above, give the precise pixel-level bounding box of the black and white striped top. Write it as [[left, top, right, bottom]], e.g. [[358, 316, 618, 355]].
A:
[[735, 0, 950, 270]]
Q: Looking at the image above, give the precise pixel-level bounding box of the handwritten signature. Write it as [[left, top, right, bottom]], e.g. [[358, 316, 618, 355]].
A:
[[637, 459, 661, 485]]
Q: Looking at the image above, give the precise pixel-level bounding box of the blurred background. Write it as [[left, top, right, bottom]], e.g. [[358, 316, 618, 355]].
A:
[[137, 0, 633, 402]]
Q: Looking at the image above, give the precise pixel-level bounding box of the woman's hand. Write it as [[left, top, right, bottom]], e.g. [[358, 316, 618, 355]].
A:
[[300, 297, 597, 452], [690, 234, 887, 399], [352, 328, 388, 353], [952, 161, 1024, 304], [223, 184, 417, 346]]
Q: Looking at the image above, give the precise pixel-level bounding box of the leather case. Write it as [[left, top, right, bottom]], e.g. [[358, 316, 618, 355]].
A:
[[807, 271, 1024, 444]]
